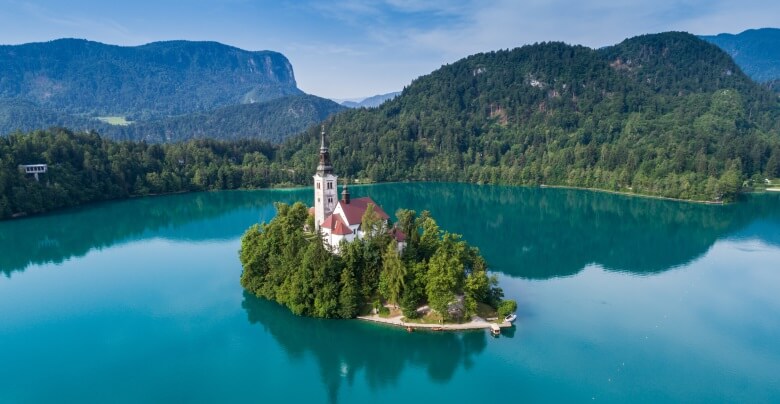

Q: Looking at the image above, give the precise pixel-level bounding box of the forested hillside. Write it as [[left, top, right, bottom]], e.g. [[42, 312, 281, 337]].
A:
[[280, 32, 780, 202], [0, 99, 112, 135], [1, 94, 343, 144], [0, 39, 301, 119], [111, 94, 345, 143], [0, 128, 295, 219]]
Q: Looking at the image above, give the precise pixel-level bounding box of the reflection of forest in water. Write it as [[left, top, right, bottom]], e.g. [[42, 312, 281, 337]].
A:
[[0, 189, 309, 276], [2, 183, 779, 279], [242, 292, 496, 404], [363, 183, 780, 279]]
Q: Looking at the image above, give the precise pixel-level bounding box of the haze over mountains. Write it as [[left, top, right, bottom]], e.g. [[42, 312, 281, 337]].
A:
[[340, 92, 401, 109], [702, 28, 780, 83]]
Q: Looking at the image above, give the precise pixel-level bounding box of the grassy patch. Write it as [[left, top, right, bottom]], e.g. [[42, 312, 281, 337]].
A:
[[403, 311, 445, 324], [96, 116, 132, 126], [476, 302, 498, 319]]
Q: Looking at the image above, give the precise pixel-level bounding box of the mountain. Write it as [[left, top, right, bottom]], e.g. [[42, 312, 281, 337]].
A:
[[701, 28, 780, 82], [111, 94, 346, 143], [0, 38, 301, 119], [280, 32, 780, 202], [341, 92, 401, 108]]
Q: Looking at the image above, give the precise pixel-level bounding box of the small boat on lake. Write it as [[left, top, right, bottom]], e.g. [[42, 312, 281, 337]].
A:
[[504, 313, 517, 323]]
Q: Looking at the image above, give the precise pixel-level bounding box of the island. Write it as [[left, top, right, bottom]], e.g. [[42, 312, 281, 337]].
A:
[[239, 128, 517, 330]]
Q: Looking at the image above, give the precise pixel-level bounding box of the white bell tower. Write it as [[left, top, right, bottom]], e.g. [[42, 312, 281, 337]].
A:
[[313, 125, 338, 230]]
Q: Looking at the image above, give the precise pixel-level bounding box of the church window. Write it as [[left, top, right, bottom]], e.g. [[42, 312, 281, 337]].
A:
[[328, 197, 332, 204], [327, 182, 333, 189], [317, 198, 320, 202], [317, 182, 320, 189]]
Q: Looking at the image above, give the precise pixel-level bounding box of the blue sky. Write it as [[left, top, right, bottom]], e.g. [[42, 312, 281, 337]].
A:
[[0, 0, 777, 99]]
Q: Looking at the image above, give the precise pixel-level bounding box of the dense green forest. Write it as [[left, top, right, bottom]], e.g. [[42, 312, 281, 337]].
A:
[[0, 99, 113, 135], [0, 39, 300, 119], [110, 94, 345, 143], [702, 28, 780, 82], [0, 128, 296, 220], [239, 202, 513, 320], [279, 32, 780, 202], [1, 94, 344, 144]]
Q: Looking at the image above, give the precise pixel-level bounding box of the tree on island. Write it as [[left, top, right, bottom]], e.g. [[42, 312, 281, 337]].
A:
[[239, 202, 516, 321]]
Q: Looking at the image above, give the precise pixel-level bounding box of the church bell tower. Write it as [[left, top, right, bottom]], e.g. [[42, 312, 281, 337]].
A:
[[313, 125, 338, 230]]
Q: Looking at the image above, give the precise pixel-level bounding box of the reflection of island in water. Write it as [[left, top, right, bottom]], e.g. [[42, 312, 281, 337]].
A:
[[242, 292, 490, 404], [2, 183, 779, 279], [0, 189, 308, 276]]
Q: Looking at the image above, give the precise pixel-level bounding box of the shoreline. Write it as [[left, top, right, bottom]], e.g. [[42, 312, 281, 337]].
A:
[[8, 179, 775, 222], [357, 314, 512, 332], [537, 184, 727, 205]]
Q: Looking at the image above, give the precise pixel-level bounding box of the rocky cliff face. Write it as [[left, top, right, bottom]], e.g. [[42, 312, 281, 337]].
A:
[[0, 38, 302, 118]]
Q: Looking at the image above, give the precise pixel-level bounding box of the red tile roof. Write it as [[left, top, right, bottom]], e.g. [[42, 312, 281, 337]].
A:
[[333, 218, 353, 236], [339, 197, 389, 226], [390, 227, 406, 242], [321, 213, 353, 235]]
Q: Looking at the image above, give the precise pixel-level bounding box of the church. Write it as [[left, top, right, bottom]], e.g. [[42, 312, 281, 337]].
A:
[[310, 127, 405, 253]]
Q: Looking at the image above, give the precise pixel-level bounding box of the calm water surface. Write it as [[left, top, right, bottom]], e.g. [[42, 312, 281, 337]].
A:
[[1, 183, 779, 403]]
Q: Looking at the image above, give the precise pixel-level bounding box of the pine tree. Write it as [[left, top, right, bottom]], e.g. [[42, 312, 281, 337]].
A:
[[338, 268, 359, 319], [380, 241, 406, 307]]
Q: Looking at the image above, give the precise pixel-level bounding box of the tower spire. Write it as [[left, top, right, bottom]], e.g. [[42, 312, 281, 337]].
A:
[[317, 124, 333, 175]]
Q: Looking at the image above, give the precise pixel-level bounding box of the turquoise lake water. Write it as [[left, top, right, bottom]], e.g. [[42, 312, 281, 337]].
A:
[[1, 183, 779, 402]]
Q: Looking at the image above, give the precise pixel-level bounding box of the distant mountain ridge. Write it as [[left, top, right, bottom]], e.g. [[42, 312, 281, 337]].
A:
[[0, 38, 301, 119], [340, 92, 401, 108], [702, 28, 780, 82], [0, 38, 351, 143]]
